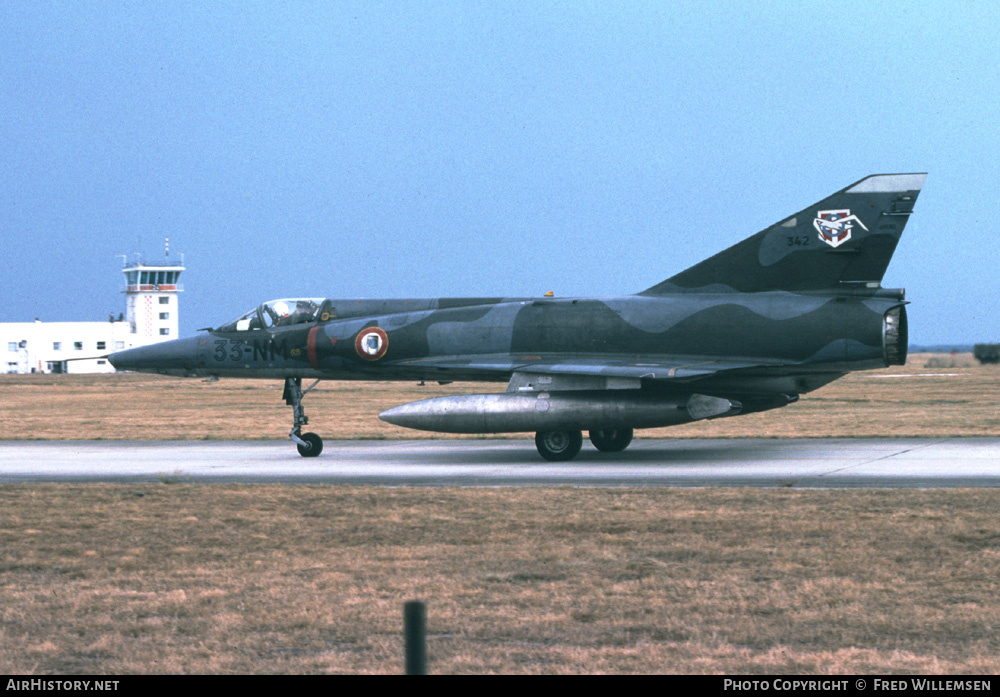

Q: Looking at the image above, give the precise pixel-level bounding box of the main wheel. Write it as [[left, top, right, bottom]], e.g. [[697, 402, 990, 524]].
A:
[[589, 428, 634, 453], [296, 431, 324, 458], [535, 430, 583, 462]]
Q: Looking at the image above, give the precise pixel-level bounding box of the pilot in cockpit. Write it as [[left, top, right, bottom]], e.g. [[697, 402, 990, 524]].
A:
[[272, 300, 318, 327], [271, 301, 292, 325]]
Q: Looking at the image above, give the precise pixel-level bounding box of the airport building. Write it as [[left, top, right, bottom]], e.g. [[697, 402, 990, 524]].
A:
[[1, 256, 185, 374]]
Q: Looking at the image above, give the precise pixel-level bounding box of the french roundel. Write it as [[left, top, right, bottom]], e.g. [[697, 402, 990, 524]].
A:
[[355, 327, 389, 361]]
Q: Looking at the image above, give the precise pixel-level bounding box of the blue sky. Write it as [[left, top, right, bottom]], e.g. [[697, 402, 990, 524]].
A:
[[2, 1, 998, 344]]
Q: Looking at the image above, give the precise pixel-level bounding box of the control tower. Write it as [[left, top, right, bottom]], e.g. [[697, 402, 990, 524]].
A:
[[122, 244, 184, 344]]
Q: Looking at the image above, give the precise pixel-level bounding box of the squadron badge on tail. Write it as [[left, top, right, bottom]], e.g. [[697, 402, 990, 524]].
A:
[[813, 209, 869, 248]]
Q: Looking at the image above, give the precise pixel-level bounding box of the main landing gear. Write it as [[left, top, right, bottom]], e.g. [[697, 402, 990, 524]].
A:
[[284, 377, 323, 457], [535, 430, 583, 462], [533, 427, 635, 461], [589, 428, 634, 453]]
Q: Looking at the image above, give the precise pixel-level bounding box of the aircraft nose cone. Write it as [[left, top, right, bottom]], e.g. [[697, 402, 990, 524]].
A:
[[109, 336, 203, 375]]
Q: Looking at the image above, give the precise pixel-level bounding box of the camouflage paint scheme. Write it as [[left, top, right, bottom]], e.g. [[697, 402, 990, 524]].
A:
[[109, 174, 924, 457]]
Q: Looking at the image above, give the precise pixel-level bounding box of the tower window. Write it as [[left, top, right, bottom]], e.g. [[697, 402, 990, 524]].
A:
[[159, 297, 169, 305], [74, 342, 83, 350], [159, 312, 169, 320], [159, 328, 170, 336], [97, 341, 106, 350]]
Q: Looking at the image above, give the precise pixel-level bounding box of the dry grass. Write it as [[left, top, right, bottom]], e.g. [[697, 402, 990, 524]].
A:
[[1, 485, 998, 674], [0, 354, 997, 440]]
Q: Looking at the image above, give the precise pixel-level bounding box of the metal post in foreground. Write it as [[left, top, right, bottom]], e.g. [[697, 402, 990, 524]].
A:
[[404, 600, 427, 675]]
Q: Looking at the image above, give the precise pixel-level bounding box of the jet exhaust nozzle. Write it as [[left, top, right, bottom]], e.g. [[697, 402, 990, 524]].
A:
[[379, 391, 739, 434], [883, 305, 908, 366]]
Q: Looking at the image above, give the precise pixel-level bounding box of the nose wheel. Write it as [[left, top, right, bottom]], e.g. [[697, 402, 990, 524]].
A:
[[295, 431, 323, 458], [284, 377, 324, 457]]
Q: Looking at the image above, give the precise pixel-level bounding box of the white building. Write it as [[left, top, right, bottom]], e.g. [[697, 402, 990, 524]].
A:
[[1, 257, 185, 374], [121, 260, 184, 342], [2, 320, 131, 374]]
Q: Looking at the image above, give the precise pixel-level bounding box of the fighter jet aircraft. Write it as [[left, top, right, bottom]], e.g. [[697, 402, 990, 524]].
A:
[[109, 173, 925, 461]]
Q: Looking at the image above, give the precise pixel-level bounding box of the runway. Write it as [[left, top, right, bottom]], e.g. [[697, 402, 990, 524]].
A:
[[1, 438, 998, 487]]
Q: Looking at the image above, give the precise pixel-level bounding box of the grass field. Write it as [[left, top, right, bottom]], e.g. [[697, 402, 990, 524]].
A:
[[0, 354, 998, 674], [0, 354, 997, 441], [2, 486, 999, 674]]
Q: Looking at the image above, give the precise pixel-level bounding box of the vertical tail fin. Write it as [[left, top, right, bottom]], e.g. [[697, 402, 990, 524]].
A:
[[641, 173, 926, 295]]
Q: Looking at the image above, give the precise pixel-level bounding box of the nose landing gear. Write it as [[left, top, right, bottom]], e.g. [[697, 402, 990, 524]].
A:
[[284, 377, 324, 457]]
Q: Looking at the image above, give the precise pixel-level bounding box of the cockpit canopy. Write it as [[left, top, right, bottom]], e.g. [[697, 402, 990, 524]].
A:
[[217, 298, 327, 332]]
